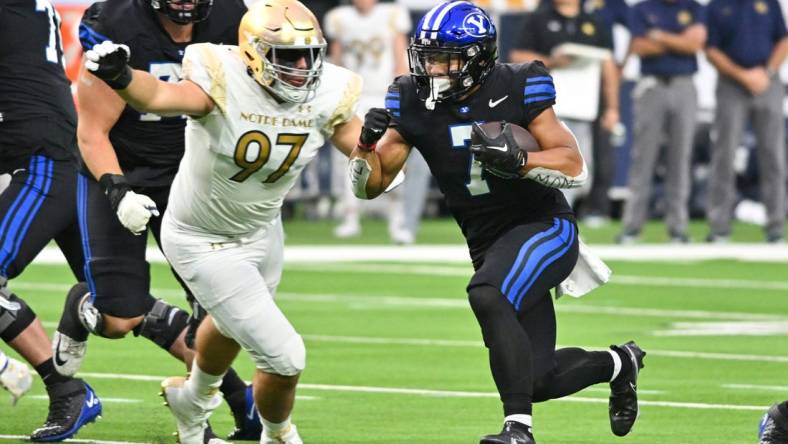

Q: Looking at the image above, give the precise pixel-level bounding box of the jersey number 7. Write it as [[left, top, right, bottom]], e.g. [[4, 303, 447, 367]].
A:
[[450, 124, 490, 196], [230, 131, 308, 183]]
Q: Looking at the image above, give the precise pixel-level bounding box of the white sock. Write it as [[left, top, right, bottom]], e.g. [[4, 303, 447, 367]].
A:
[[0, 351, 7, 373], [505, 414, 532, 428], [185, 360, 224, 406], [262, 416, 292, 438], [608, 349, 622, 382]]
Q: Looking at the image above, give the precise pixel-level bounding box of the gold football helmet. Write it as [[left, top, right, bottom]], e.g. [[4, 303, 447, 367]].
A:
[[238, 0, 326, 103]]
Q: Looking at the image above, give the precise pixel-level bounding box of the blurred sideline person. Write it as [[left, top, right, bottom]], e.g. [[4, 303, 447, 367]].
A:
[[0, 1, 103, 440], [705, 0, 788, 243], [349, 2, 645, 442], [582, 0, 630, 225], [617, 0, 706, 244], [760, 401, 788, 443], [54, 0, 261, 440], [324, 0, 417, 243], [509, 0, 620, 210], [82, 0, 364, 442]]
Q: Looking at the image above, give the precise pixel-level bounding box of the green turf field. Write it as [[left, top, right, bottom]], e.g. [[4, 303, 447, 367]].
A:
[[3, 219, 787, 443]]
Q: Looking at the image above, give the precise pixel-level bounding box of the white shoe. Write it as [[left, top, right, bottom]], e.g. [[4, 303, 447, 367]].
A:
[[333, 221, 360, 238], [160, 376, 222, 444], [262, 424, 303, 444], [52, 331, 87, 377], [390, 228, 415, 245], [0, 356, 32, 405]]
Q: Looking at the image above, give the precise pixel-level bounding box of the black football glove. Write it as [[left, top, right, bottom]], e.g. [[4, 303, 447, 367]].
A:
[[85, 40, 133, 89], [358, 108, 391, 151], [469, 121, 527, 179]]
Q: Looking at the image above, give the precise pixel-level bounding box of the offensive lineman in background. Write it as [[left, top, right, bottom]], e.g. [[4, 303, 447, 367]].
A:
[[0, 0, 102, 440], [82, 0, 364, 442], [349, 2, 645, 442], [53, 0, 261, 439]]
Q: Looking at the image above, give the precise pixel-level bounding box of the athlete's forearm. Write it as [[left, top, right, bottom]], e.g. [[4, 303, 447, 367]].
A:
[[78, 134, 123, 181]]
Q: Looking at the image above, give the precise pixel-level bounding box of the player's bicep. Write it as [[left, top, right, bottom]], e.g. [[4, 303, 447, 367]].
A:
[[527, 107, 583, 174], [77, 64, 125, 143], [145, 79, 214, 117]]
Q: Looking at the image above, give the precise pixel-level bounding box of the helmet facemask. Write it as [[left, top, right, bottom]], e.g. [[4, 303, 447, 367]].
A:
[[409, 42, 491, 109], [150, 0, 213, 25], [251, 39, 326, 103]]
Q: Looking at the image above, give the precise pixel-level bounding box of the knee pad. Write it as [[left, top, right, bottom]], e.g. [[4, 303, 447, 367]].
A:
[[0, 283, 36, 342], [134, 299, 189, 351], [252, 334, 306, 377]]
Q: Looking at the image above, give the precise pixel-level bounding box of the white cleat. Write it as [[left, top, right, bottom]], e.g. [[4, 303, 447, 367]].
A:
[[333, 221, 361, 238], [0, 356, 33, 405], [262, 424, 303, 444], [52, 331, 87, 377], [160, 376, 222, 444]]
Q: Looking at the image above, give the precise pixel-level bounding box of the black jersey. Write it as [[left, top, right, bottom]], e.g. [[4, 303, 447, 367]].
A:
[[0, 0, 78, 165], [388, 62, 573, 262], [78, 0, 246, 186]]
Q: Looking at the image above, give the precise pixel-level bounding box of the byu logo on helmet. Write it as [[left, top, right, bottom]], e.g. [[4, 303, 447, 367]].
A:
[[462, 13, 491, 38]]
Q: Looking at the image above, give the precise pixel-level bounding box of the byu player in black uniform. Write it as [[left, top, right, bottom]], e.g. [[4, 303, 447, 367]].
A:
[[0, 0, 103, 440], [349, 2, 646, 443], [53, 0, 261, 439]]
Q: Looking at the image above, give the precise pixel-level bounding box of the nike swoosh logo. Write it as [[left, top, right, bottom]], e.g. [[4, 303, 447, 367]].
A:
[[85, 391, 98, 408], [54, 336, 68, 367], [629, 382, 637, 391], [486, 144, 508, 152], [246, 404, 257, 421], [12, 168, 26, 175], [488, 95, 509, 108]]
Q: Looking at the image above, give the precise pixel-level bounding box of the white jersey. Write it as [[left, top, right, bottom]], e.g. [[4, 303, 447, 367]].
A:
[[168, 43, 361, 236], [324, 3, 410, 96]]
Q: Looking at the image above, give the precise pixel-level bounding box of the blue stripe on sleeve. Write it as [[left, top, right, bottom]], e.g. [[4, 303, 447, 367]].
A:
[[78, 23, 110, 50], [524, 94, 555, 105], [524, 83, 556, 96]]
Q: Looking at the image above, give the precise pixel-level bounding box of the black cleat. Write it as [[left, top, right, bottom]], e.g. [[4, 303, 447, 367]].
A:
[[480, 421, 535, 444], [609, 341, 646, 437], [30, 379, 102, 442], [226, 385, 262, 440], [759, 404, 788, 444]]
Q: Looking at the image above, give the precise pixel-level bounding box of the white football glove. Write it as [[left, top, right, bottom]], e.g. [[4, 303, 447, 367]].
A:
[[116, 191, 159, 235]]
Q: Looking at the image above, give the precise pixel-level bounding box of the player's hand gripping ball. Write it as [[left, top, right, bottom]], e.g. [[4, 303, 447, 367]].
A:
[[470, 121, 538, 179]]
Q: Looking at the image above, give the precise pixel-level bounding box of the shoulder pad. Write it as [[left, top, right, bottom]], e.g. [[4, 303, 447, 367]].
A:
[[79, 2, 110, 50]]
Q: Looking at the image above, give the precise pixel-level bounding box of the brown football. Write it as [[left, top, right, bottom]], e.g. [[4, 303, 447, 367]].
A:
[[474, 121, 540, 152]]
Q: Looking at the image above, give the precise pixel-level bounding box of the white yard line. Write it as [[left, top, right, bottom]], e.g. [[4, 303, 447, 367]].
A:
[[27, 395, 141, 403], [30, 244, 788, 264], [724, 383, 788, 392], [73, 372, 759, 412], [0, 435, 147, 444]]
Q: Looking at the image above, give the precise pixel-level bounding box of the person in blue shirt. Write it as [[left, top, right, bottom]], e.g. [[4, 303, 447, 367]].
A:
[[617, 0, 706, 243], [705, 0, 788, 243]]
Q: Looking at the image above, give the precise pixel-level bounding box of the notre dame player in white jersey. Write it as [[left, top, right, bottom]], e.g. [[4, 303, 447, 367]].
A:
[[82, 1, 363, 443]]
